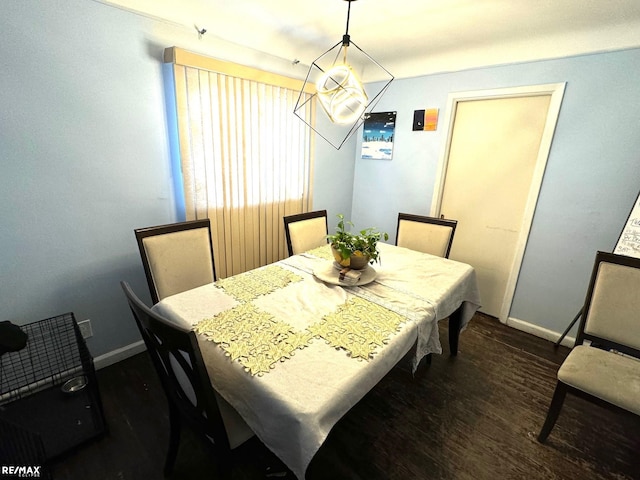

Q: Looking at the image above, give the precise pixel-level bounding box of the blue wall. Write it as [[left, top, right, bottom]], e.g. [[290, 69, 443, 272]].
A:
[[0, 0, 352, 357], [0, 2, 176, 357], [351, 49, 640, 335]]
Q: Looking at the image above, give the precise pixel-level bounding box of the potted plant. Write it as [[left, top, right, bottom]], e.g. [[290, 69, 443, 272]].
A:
[[327, 214, 389, 269]]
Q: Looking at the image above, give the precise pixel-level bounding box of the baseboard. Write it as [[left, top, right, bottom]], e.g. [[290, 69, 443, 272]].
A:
[[94, 340, 147, 370], [506, 317, 575, 348]]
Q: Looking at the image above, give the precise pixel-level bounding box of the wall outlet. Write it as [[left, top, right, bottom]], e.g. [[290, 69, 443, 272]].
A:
[[78, 319, 93, 339]]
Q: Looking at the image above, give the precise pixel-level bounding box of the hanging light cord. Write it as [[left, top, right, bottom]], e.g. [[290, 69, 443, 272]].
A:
[[342, 0, 354, 62], [344, 0, 352, 39]]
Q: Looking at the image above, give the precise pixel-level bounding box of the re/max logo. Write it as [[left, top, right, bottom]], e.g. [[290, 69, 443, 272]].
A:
[[1, 465, 41, 477]]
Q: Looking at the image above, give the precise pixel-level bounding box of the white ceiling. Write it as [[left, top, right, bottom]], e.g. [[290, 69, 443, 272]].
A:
[[100, 0, 640, 79]]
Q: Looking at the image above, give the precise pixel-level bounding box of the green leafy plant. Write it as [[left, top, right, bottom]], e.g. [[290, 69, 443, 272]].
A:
[[327, 214, 389, 265]]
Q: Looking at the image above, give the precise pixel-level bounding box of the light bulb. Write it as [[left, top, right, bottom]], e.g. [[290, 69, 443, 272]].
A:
[[316, 65, 368, 124]]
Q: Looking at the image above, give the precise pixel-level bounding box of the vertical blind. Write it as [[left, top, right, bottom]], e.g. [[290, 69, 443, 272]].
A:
[[165, 47, 315, 278]]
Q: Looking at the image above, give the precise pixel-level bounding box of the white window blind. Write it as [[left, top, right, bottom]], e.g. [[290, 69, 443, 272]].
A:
[[165, 47, 315, 278]]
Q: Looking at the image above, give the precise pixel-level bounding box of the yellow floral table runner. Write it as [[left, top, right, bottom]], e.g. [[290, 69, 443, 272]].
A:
[[305, 244, 335, 262], [215, 265, 303, 302], [195, 264, 407, 376]]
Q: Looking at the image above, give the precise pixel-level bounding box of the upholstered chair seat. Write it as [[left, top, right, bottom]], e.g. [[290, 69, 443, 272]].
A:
[[558, 345, 640, 415]]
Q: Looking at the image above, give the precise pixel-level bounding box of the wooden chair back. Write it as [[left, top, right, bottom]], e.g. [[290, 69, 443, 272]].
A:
[[396, 213, 457, 258], [283, 210, 328, 256], [135, 219, 215, 304], [120, 282, 231, 456]]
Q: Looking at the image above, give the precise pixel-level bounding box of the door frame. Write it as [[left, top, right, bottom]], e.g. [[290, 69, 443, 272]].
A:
[[431, 83, 566, 323]]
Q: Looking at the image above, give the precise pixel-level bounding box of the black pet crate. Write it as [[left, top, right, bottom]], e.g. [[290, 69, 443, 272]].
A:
[[0, 312, 106, 465]]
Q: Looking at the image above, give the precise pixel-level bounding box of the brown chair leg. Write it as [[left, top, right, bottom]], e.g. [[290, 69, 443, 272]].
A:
[[164, 403, 182, 476], [538, 381, 568, 443]]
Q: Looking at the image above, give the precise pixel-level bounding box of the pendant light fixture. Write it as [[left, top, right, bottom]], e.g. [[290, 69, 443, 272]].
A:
[[294, 0, 394, 150]]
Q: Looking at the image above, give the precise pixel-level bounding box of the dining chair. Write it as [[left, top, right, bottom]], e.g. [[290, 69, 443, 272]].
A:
[[537, 251, 640, 443], [120, 281, 255, 477], [283, 210, 328, 256], [135, 219, 215, 304], [395, 213, 458, 258]]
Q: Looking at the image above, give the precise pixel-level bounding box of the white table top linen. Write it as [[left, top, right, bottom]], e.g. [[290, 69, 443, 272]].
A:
[[152, 242, 481, 479]]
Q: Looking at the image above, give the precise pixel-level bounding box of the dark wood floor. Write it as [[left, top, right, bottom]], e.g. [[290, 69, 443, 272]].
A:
[[50, 313, 640, 480]]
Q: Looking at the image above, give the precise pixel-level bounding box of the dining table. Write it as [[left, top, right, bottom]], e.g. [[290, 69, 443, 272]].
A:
[[152, 242, 481, 479]]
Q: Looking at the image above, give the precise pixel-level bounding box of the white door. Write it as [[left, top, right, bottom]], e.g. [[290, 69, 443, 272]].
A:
[[432, 84, 565, 322]]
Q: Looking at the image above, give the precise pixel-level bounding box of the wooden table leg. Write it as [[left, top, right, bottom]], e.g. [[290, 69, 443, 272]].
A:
[[448, 306, 463, 356]]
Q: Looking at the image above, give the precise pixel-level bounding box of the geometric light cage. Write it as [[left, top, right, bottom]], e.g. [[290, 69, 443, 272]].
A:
[[294, 38, 394, 150]]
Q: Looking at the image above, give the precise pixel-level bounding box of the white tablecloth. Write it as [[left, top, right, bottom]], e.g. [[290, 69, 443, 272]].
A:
[[152, 243, 481, 479]]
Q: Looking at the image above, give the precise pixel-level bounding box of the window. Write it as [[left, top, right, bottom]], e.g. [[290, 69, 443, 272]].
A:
[[165, 47, 315, 277]]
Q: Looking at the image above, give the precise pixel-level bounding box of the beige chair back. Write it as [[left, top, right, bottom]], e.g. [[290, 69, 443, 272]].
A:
[[396, 213, 457, 258], [284, 210, 328, 256], [583, 259, 640, 350], [135, 220, 215, 304]]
